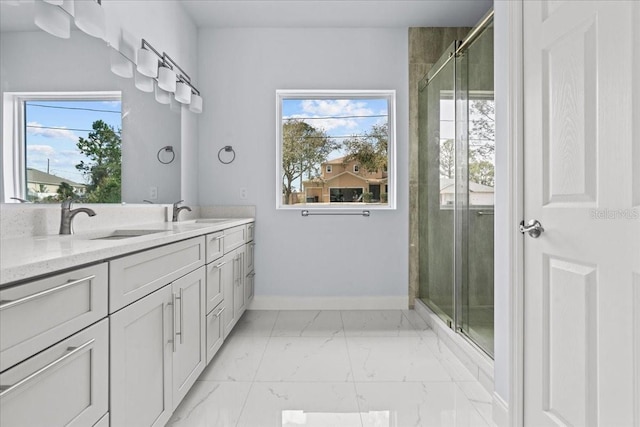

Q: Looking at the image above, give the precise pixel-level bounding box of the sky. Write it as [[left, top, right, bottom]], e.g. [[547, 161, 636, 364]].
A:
[[25, 100, 122, 184], [282, 97, 389, 161]]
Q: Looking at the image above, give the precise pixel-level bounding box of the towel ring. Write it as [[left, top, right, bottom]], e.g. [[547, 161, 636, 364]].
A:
[[157, 146, 175, 164], [218, 146, 236, 164]]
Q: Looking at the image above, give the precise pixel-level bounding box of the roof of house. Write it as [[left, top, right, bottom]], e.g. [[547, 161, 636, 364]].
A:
[[323, 156, 350, 165], [27, 168, 85, 188], [439, 178, 494, 194]]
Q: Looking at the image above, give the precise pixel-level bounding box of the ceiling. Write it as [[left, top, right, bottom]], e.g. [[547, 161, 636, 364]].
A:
[[180, 0, 493, 29]]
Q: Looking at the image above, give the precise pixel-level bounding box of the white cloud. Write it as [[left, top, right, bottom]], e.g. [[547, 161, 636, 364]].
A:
[[285, 99, 376, 133], [27, 121, 78, 142], [26, 144, 56, 156]]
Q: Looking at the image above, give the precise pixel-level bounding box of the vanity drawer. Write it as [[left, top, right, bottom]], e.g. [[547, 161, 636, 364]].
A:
[[0, 319, 108, 427], [246, 222, 255, 242], [205, 231, 224, 264], [206, 302, 225, 364], [245, 241, 255, 274], [109, 237, 205, 313], [223, 225, 246, 254], [0, 263, 108, 372]]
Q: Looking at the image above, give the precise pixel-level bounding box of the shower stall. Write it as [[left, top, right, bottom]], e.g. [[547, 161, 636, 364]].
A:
[[418, 13, 494, 357]]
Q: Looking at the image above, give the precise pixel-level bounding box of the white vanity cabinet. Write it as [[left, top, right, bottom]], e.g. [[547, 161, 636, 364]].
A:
[[110, 237, 206, 425]]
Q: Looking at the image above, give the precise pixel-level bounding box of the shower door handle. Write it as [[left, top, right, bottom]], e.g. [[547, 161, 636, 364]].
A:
[[519, 219, 544, 238]]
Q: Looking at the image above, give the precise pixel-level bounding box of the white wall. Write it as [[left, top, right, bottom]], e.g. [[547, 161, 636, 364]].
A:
[[197, 28, 409, 308]]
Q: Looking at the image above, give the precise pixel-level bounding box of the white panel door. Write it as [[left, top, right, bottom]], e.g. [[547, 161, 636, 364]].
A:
[[523, 1, 640, 425]]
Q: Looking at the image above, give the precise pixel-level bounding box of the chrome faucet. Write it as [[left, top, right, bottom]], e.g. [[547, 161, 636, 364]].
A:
[[59, 199, 96, 235], [172, 200, 192, 222]]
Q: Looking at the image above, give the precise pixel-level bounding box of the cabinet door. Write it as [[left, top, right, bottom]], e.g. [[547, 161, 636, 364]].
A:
[[245, 241, 255, 274], [246, 222, 255, 242], [245, 271, 255, 304], [110, 285, 173, 427], [172, 267, 206, 410], [206, 303, 225, 364], [0, 319, 108, 427], [221, 252, 236, 338], [205, 257, 226, 313], [234, 247, 246, 320]]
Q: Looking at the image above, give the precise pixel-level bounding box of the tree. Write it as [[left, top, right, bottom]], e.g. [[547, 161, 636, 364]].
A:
[[56, 182, 76, 200], [282, 120, 338, 204], [439, 138, 455, 179], [343, 123, 388, 173], [469, 160, 495, 187], [76, 120, 121, 203]]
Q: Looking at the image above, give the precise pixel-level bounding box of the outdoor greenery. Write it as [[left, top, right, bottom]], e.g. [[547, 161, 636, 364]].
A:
[[76, 120, 122, 203], [281, 119, 389, 205]]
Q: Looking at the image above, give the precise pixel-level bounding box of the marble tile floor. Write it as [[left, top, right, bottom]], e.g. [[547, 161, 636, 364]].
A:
[[167, 310, 496, 427]]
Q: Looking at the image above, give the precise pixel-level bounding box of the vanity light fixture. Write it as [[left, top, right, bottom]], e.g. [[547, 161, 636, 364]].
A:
[[136, 40, 160, 78], [157, 63, 177, 93], [189, 93, 203, 114], [74, 0, 105, 40], [134, 70, 154, 92], [174, 78, 192, 104], [154, 82, 172, 105], [42, 0, 64, 5], [110, 48, 134, 79], [34, 0, 71, 39]]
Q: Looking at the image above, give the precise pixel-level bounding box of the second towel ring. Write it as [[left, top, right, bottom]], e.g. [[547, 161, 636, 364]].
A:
[[157, 146, 175, 164], [218, 146, 236, 164]]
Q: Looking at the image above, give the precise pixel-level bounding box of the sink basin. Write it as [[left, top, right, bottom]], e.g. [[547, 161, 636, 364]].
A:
[[194, 218, 230, 224], [91, 229, 166, 240]]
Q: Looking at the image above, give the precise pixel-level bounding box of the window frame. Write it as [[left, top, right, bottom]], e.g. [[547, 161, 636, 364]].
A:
[[2, 91, 121, 202], [275, 89, 396, 211]]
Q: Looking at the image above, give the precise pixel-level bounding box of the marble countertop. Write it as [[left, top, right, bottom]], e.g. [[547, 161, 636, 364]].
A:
[[0, 218, 254, 286]]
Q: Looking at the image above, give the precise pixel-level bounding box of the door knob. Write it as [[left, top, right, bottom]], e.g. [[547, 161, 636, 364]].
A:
[[520, 219, 544, 238]]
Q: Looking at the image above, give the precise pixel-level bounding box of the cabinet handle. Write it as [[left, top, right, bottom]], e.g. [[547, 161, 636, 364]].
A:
[[210, 235, 223, 241], [0, 339, 94, 398], [0, 275, 96, 311], [214, 306, 225, 318], [171, 293, 177, 353], [213, 261, 227, 269], [179, 288, 184, 344]]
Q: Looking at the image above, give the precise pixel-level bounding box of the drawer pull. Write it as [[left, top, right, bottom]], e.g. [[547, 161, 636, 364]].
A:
[[248, 272, 256, 278], [0, 339, 94, 398], [213, 306, 225, 318], [210, 235, 223, 241], [0, 275, 96, 311], [213, 261, 227, 269]]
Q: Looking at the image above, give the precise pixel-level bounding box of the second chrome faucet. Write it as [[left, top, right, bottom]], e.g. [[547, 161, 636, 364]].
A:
[[172, 200, 192, 222]]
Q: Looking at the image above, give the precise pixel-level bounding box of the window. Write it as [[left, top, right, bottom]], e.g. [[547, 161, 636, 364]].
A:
[[276, 90, 396, 210], [3, 92, 121, 203]]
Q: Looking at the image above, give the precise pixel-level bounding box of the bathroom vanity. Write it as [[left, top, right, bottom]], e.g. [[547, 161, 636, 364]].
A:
[[0, 218, 255, 426]]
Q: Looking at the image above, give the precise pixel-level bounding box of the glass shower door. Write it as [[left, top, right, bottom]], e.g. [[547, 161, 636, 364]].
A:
[[418, 43, 457, 325], [457, 22, 495, 357]]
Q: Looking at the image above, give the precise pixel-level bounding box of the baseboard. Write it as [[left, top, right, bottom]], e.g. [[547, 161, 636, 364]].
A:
[[492, 392, 509, 427], [247, 296, 409, 310]]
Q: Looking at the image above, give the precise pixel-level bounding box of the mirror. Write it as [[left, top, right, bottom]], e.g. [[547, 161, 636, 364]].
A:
[[0, 2, 181, 204]]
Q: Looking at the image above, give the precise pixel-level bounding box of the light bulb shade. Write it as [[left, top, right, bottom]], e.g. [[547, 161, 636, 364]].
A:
[[34, 0, 70, 39], [110, 48, 133, 79], [175, 81, 192, 104], [74, 0, 105, 39], [157, 66, 177, 92], [189, 94, 203, 114], [137, 48, 158, 78], [155, 83, 171, 104], [43, 0, 63, 5], [134, 71, 154, 92]]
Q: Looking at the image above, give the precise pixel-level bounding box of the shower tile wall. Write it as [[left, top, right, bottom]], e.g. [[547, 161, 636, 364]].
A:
[[408, 27, 471, 308]]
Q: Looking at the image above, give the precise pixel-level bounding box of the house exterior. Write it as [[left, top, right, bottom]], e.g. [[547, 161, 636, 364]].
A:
[[302, 156, 388, 204], [26, 168, 86, 200], [439, 178, 494, 206]]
